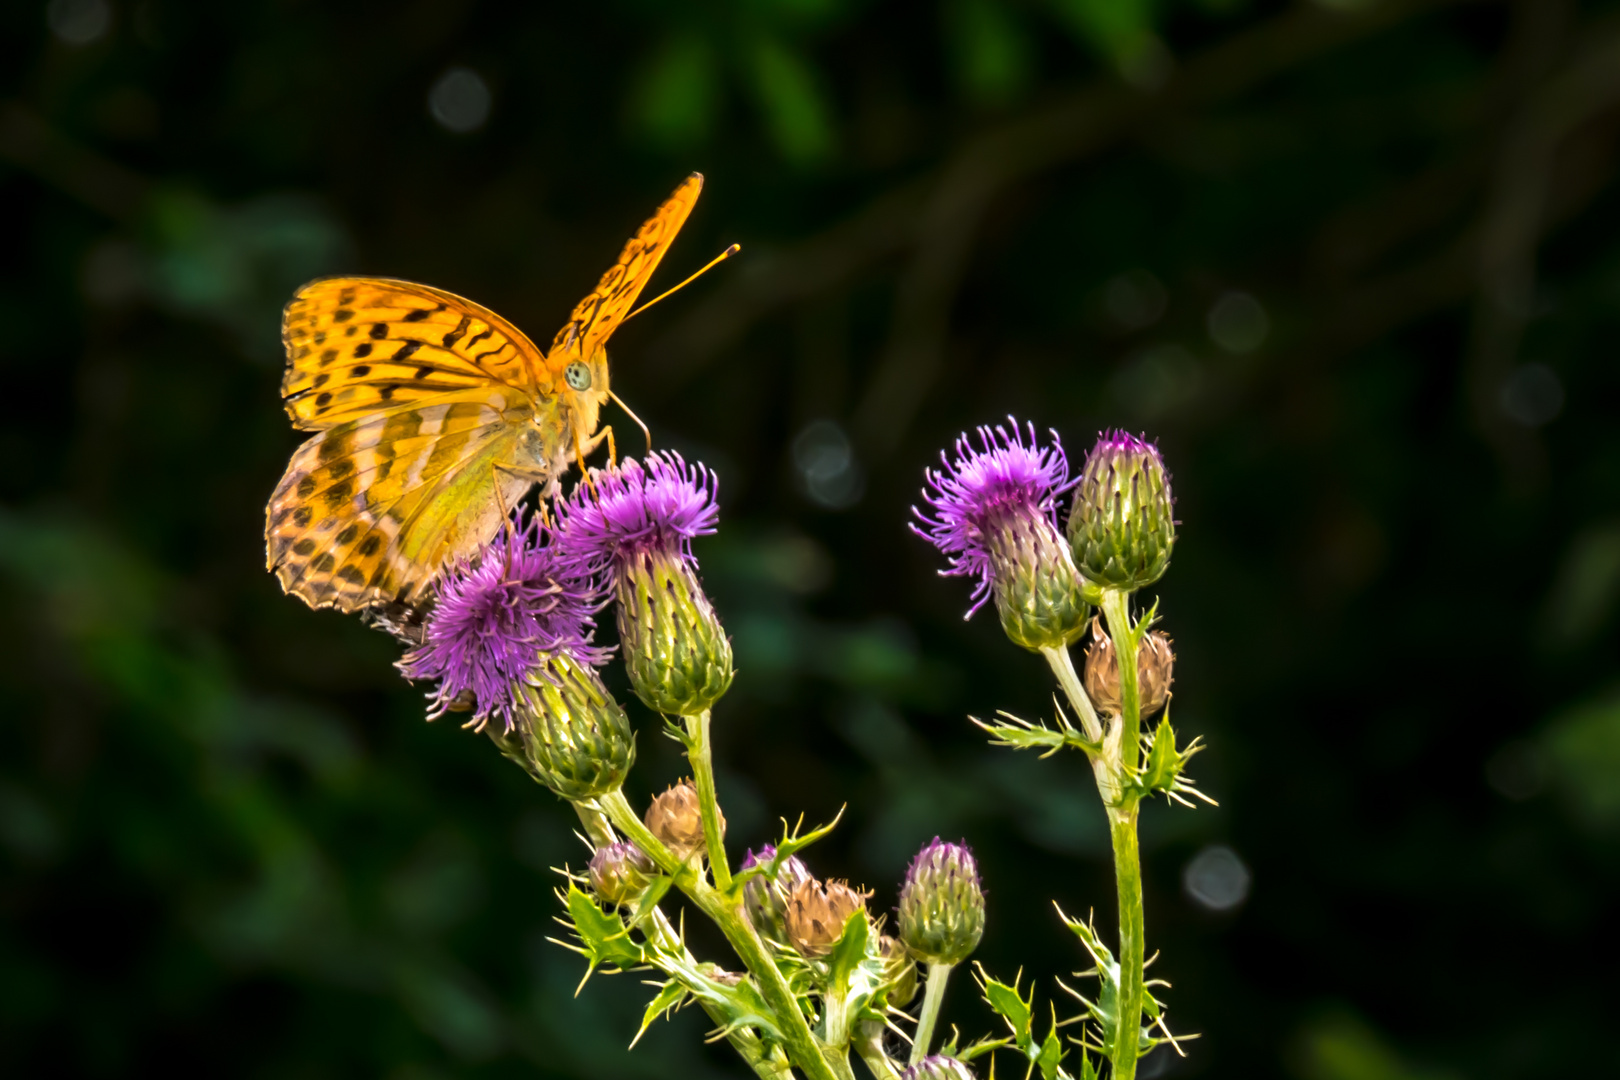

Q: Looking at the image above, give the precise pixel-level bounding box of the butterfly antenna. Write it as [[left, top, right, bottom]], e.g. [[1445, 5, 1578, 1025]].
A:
[[626, 244, 740, 322], [609, 391, 653, 455]]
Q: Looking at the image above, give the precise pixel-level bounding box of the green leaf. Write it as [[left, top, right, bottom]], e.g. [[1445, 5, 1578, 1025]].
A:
[[1037, 1021, 1066, 1080], [564, 881, 646, 970], [633, 981, 689, 1046], [627, 874, 674, 931], [973, 710, 1100, 758], [731, 808, 845, 896], [1123, 712, 1213, 807], [980, 972, 1035, 1053], [956, 1037, 1010, 1062], [825, 907, 871, 994]]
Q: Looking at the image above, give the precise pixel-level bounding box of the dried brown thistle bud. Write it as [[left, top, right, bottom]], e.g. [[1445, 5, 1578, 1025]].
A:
[[785, 878, 869, 958], [644, 779, 724, 860], [1083, 619, 1174, 718]]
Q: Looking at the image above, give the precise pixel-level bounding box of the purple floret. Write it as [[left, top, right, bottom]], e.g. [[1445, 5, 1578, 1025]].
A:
[[901, 837, 982, 894], [555, 452, 719, 570], [911, 418, 1072, 616], [398, 509, 609, 731]]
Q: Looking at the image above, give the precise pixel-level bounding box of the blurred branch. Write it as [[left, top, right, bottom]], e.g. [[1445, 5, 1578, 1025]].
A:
[[642, 0, 1484, 456], [0, 101, 149, 221]]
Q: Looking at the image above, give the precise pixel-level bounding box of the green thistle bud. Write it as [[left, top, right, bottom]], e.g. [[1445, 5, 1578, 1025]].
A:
[[645, 779, 723, 862], [617, 550, 734, 716], [741, 845, 814, 944], [589, 841, 657, 908], [1067, 431, 1176, 591], [901, 1056, 976, 1080], [878, 933, 919, 1007], [985, 508, 1091, 652], [511, 652, 635, 800], [898, 839, 984, 966]]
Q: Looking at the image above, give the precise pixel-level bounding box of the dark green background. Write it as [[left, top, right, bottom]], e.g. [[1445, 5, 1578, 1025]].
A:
[[3, 0, 1618, 1077]]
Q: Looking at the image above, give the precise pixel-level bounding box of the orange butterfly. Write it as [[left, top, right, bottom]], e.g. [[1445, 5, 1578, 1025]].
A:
[[266, 173, 713, 613]]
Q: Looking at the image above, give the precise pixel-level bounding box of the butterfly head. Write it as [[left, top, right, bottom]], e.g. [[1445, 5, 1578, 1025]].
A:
[[550, 344, 612, 442]]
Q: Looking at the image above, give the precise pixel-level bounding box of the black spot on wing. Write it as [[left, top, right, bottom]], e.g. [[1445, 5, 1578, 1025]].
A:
[[354, 343, 372, 359], [370, 323, 388, 339], [442, 315, 471, 349]]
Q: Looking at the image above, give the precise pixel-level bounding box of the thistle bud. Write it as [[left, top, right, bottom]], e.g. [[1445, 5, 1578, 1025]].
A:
[[645, 779, 723, 861], [898, 839, 984, 966], [901, 1057, 976, 1080], [912, 420, 1090, 651], [741, 845, 814, 943], [513, 653, 635, 800], [785, 878, 870, 958], [589, 842, 657, 908], [878, 933, 919, 1007], [617, 549, 734, 716], [1067, 431, 1176, 591], [1083, 621, 1174, 719], [556, 454, 734, 716]]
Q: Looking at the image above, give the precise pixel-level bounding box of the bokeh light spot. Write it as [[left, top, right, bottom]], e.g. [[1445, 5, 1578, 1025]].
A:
[[47, 0, 111, 45], [793, 420, 864, 510], [1183, 844, 1250, 912], [428, 68, 492, 134]]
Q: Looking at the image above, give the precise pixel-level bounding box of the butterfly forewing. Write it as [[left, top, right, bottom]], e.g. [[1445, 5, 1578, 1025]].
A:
[[549, 172, 705, 358], [282, 278, 546, 430]]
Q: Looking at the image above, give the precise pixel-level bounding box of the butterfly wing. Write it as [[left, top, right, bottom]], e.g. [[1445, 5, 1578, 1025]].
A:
[[282, 277, 549, 430], [265, 388, 557, 612], [269, 278, 568, 612], [549, 173, 705, 358]]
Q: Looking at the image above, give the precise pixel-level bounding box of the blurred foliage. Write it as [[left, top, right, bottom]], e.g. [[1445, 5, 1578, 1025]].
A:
[[4, 0, 1620, 1078]]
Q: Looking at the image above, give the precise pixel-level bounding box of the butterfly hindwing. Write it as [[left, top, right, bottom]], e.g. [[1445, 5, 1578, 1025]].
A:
[[265, 387, 549, 611], [549, 173, 704, 358], [282, 278, 548, 431]]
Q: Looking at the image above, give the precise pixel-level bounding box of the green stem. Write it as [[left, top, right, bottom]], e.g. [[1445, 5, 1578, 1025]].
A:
[[599, 790, 843, 1080], [685, 709, 733, 891], [1107, 805, 1145, 1080], [1099, 588, 1145, 1080], [1041, 644, 1104, 744], [1099, 590, 1141, 775], [572, 801, 618, 848], [853, 1022, 899, 1080], [909, 962, 954, 1065], [1042, 644, 1120, 805]]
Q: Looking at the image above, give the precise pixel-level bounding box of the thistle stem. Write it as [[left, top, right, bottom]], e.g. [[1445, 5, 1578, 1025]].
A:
[[599, 789, 843, 1080], [685, 709, 733, 891], [1099, 588, 1145, 1080], [572, 801, 618, 848], [853, 1021, 899, 1080], [909, 962, 954, 1065], [1042, 644, 1104, 744], [1107, 805, 1145, 1080]]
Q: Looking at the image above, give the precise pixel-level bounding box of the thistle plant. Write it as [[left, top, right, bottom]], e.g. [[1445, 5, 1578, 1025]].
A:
[[303, 421, 1210, 1080]]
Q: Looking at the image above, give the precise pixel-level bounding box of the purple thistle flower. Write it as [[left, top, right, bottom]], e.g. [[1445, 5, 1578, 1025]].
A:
[[555, 452, 719, 571], [911, 418, 1073, 617], [1068, 428, 1176, 590], [398, 509, 609, 731], [556, 453, 733, 716]]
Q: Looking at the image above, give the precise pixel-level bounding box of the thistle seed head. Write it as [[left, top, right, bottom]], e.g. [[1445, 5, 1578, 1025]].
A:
[[785, 877, 870, 958], [644, 779, 722, 861], [1083, 620, 1175, 719]]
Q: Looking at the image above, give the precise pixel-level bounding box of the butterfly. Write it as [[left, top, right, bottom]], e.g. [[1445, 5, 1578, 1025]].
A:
[[266, 172, 709, 613]]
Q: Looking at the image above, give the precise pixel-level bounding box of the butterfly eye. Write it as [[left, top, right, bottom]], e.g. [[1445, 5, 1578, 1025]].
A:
[[565, 361, 592, 391]]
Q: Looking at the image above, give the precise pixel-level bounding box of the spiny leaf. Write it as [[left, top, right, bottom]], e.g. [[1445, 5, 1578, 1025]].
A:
[[633, 981, 689, 1046], [973, 708, 1100, 758], [977, 967, 1035, 1053], [565, 881, 647, 970], [1036, 1023, 1066, 1080], [731, 807, 845, 893]]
